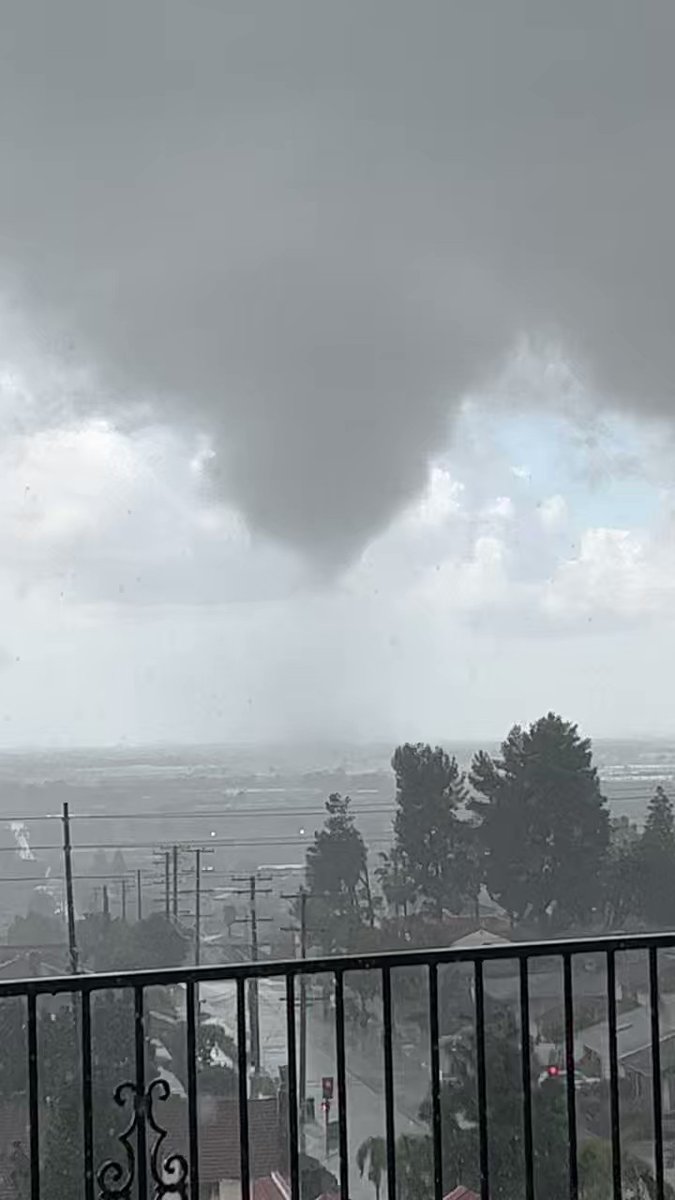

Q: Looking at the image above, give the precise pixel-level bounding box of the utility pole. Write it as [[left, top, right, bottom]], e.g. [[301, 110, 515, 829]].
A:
[[172, 845, 179, 921], [194, 848, 201, 966], [102, 884, 110, 919], [137, 869, 143, 921], [121, 877, 127, 922], [249, 874, 260, 1075], [298, 886, 308, 1137], [282, 886, 308, 1152], [61, 802, 79, 975], [232, 873, 272, 1082], [164, 852, 170, 919]]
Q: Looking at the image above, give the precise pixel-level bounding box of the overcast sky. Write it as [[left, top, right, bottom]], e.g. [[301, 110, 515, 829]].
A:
[[1, 2, 675, 746]]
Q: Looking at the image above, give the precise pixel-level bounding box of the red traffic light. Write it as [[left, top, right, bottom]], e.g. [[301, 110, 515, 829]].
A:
[[547, 1065, 561, 1077]]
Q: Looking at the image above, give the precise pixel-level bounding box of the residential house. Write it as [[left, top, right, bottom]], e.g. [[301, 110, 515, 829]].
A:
[[482, 962, 616, 1068], [577, 1006, 675, 1110], [161, 1094, 337, 1200]]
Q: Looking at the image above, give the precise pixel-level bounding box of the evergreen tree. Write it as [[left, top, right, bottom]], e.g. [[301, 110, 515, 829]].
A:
[[391, 744, 480, 919], [375, 847, 417, 918], [643, 785, 675, 850], [601, 816, 645, 929], [470, 714, 609, 928], [636, 786, 675, 928], [305, 794, 372, 953]]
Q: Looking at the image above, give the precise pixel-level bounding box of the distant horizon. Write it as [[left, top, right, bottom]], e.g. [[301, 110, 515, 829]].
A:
[[0, 731, 674, 757]]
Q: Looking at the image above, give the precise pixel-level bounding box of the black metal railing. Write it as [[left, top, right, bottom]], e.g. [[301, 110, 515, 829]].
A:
[[2, 930, 675, 1200]]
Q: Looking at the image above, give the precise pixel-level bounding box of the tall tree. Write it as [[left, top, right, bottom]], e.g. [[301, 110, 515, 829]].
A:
[[305, 794, 372, 953], [600, 816, 645, 929], [635, 785, 675, 928], [375, 847, 416, 918], [391, 744, 480, 919], [470, 714, 609, 928], [643, 785, 675, 850]]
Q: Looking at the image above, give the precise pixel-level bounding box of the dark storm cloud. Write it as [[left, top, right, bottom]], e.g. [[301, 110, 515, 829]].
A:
[[1, 1, 674, 562]]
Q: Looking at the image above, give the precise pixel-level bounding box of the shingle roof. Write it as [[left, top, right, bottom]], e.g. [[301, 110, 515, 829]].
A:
[[580, 1005, 675, 1060], [486, 969, 609, 1003], [161, 1095, 283, 1184], [450, 929, 512, 950], [621, 1031, 675, 1077]]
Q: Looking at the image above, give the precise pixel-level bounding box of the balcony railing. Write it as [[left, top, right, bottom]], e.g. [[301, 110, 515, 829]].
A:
[[1, 930, 674, 1200]]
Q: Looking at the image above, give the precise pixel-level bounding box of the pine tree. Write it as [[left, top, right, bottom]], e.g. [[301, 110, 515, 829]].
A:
[[470, 715, 609, 929], [305, 794, 372, 953], [375, 846, 417, 918], [391, 744, 480, 919], [643, 785, 675, 850], [636, 786, 675, 928]]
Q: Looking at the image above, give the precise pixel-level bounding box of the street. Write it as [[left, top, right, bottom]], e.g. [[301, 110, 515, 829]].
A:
[[196, 978, 431, 1200]]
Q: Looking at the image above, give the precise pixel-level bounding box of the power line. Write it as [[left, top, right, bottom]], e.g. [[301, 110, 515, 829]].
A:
[[0, 803, 397, 822], [0, 788, 662, 826], [0, 872, 138, 883], [0, 835, 399, 854]]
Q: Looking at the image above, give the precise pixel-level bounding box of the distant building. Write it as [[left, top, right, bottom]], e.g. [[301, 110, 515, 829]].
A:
[[450, 928, 512, 951]]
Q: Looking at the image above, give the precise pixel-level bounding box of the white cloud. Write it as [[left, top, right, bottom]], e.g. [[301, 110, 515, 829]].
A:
[[406, 465, 464, 528], [543, 527, 675, 621], [0, 419, 301, 606], [414, 534, 511, 616], [483, 495, 514, 521], [538, 494, 568, 531], [0, 393, 674, 744]]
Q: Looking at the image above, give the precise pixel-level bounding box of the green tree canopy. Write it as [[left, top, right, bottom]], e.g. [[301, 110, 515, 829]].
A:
[[375, 846, 417, 919], [391, 743, 480, 919], [420, 1007, 569, 1200], [0, 991, 157, 1200], [6, 910, 64, 946], [304, 793, 372, 953], [78, 911, 187, 971], [470, 714, 609, 928], [634, 785, 675, 928], [578, 1137, 673, 1199]]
